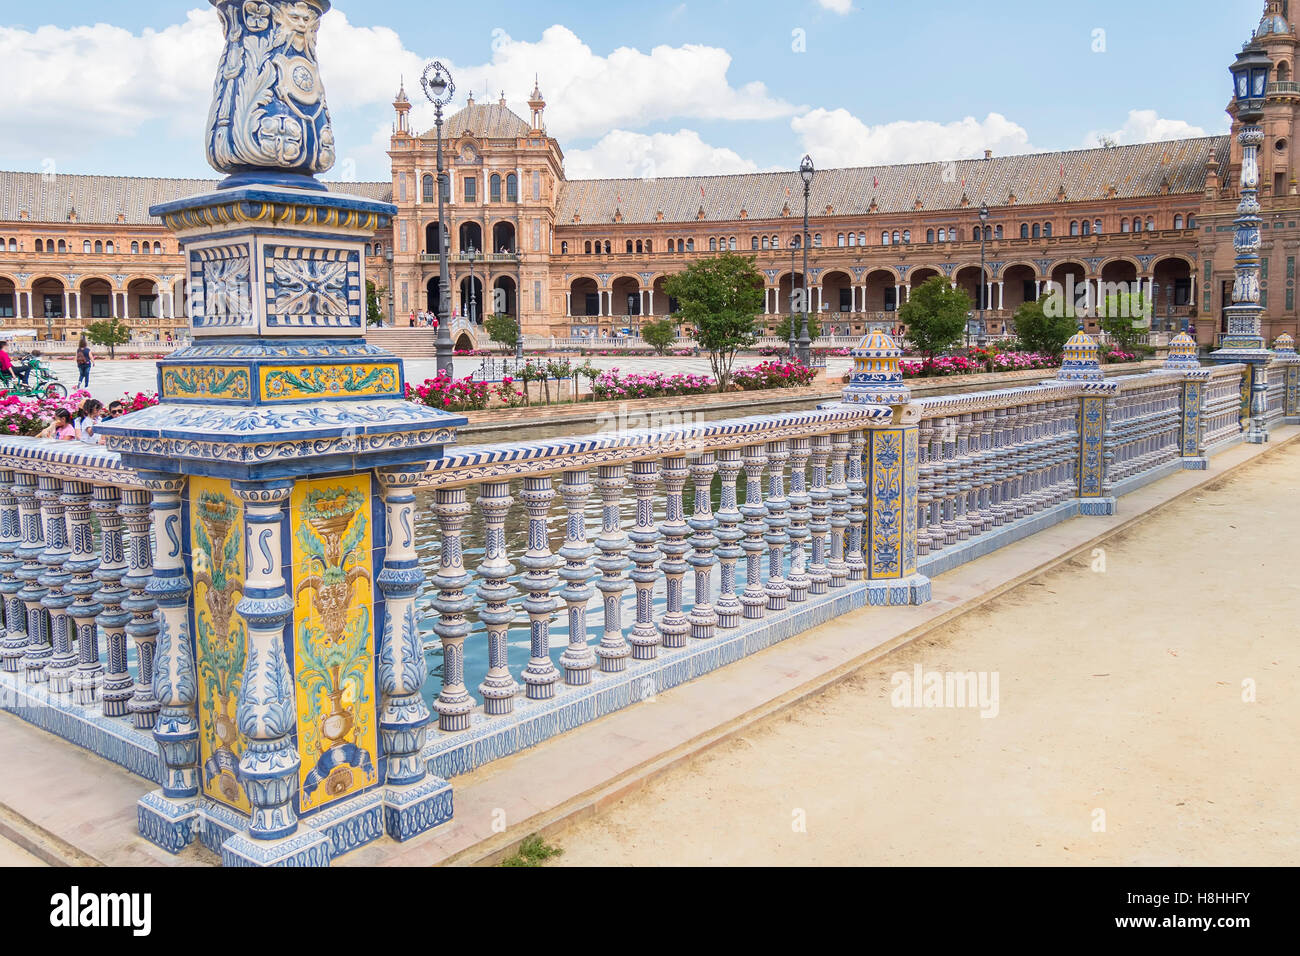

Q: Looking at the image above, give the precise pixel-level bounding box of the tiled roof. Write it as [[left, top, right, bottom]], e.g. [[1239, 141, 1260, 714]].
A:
[[427, 100, 531, 140], [555, 136, 1230, 226], [0, 171, 392, 225]]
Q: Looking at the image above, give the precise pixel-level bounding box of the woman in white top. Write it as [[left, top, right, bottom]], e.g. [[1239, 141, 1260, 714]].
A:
[[74, 399, 105, 444]]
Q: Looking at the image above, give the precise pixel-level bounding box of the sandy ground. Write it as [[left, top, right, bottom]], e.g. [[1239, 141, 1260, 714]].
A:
[[551, 442, 1300, 866], [0, 836, 44, 867]]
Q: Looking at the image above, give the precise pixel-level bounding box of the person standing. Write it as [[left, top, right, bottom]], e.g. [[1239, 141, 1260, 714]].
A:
[[75, 336, 93, 389]]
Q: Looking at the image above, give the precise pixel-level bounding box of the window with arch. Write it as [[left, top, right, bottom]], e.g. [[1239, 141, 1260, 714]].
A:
[[83, 240, 92, 253], [1093, 220, 1102, 234], [375, 242, 383, 256], [972, 227, 980, 241], [1069, 221, 1080, 236], [892, 230, 901, 244], [35, 239, 43, 253], [1133, 218, 1142, 233], [680, 239, 687, 252], [105, 241, 114, 254], [1145, 217, 1154, 231], [837, 233, 845, 247], [1121, 218, 1130, 232], [154, 242, 162, 253], [761, 236, 769, 250], [1032, 223, 1041, 238], [93, 240, 103, 253], [506, 174, 518, 202], [561, 241, 569, 254], [813, 234, 821, 247], [7, 238, 14, 251], [848, 233, 857, 246], [364, 243, 372, 256], [584, 240, 592, 254], [422, 174, 435, 203], [729, 236, 736, 250], [646, 240, 652, 253], [791, 234, 800, 249], [58, 240, 66, 253], [604, 241, 611, 254], [686, 239, 694, 251], [1174, 214, 1184, 229], [1080, 220, 1090, 236], [902, 230, 910, 243], [753, 236, 760, 250], [927, 228, 935, 243], [1043, 222, 1052, 237], [709, 237, 717, 251], [771, 235, 779, 248], [1187, 215, 1196, 229], [858, 232, 866, 245], [994, 226, 1002, 240], [490, 174, 501, 202], [627, 240, 634, 254], [1020, 223, 1029, 239], [882, 231, 891, 246], [984, 225, 993, 240]]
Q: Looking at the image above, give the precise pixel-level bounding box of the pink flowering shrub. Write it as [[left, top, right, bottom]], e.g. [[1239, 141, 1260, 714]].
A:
[[405, 373, 492, 411], [0, 389, 94, 436], [1103, 349, 1138, 363], [732, 360, 816, 391], [591, 368, 716, 400], [493, 376, 527, 407]]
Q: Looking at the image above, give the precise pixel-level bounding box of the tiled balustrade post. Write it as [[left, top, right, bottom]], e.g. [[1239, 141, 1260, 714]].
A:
[[627, 460, 662, 659], [91, 485, 133, 718], [686, 453, 719, 639], [15, 473, 49, 684], [844, 432, 867, 582], [952, 414, 974, 539], [807, 436, 832, 595], [763, 440, 791, 611], [593, 465, 632, 670], [785, 438, 811, 603], [825, 433, 850, 589], [520, 476, 561, 697], [0, 470, 26, 673], [558, 470, 597, 684], [37, 475, 75, 695], [138, 474, 201, 855], [1059, 330, 1119, 516], [713, 449, 744, 627], [475, 479, 521, 706], [432, 487, 475, 727], [119, 489, 159, 729], [739, 445, 769, 618], [657, 455, 691, 647], [63, 480, 103, 706]]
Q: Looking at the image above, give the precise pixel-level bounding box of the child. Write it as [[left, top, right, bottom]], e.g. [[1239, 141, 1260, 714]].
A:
[[39, 409, 77, 441], [75, 399, 105, 443]]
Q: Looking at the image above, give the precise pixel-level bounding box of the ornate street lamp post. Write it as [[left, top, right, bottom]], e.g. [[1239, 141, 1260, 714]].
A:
[[422, 61, 456, 376], [466, 244, 477, 326], [798, 154, 815, 365], [788, 236, 797, 359], [1212, 39, 1274, 443], [978, 203, 990, 348], [385, 246, 394, 327]]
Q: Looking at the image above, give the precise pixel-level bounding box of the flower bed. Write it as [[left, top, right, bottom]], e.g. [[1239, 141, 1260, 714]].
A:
[[590, 368, 715, 401], [732, 359, 816, 391]]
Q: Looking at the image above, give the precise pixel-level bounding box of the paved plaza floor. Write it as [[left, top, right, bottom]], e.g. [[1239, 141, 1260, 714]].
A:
[[548, 441, 1300, 866], [46, 354, 855, 403]]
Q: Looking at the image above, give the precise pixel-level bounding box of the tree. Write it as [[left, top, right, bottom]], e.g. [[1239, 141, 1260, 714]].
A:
[[640, 317, 677, 355], [772, 312, 821, 342], [1012, 298, 1076, 358], [897, 275, 969, 359], [1098, 292, 1151, 352], [663, 252, 763, 392], [484, 313, 519, 353], [85, 318, 131, 358], [365, 280, 386, 327]]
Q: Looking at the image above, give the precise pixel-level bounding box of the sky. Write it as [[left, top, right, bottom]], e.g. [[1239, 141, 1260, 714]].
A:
[[0, 0, 1270, 184]]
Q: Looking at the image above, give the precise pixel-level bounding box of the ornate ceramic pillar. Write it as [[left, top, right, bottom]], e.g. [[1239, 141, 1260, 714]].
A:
[[713, 449, 745, 628], [657, 455, 691, 648], [37, 475, 75, 696], [91, 485, 133, 718], [762, 440, 791, 611], [120, 489, 160, 729], [1271, 334, 1300, 424], [432, 488, 474, 728], [739, 445, 769, 619], [520, 476, 561, 698], [63, 480, 103, 706], [626, 460, 661, 660], [807, 435, 832, 594], [1164, 332, 1212, 470], [1058, 330, 1118, 515], [784, 438, 811, 603], [557, 470, 596, 684], [686, 452, 719, 639], [14, 473, 49, 684], [844, 431, 867, 582], [826, 433, 850, 587], [593, 465, 632, 671], [475, 479, 520, 708], [0, 470, 27, 674]]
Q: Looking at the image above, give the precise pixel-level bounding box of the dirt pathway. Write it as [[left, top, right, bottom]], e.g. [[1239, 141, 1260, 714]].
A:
[[551, 443, 1300, 866]]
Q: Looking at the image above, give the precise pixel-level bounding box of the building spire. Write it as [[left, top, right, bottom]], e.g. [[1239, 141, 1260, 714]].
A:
[[529, 75, 546, 130]]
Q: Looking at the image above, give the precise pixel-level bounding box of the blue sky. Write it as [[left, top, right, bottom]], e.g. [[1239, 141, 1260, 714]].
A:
[[0, 0, 1269, 182]]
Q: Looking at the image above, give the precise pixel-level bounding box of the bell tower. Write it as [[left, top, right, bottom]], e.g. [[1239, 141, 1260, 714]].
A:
[[393, 78, 411, 136], [529, 75, 546, 131]]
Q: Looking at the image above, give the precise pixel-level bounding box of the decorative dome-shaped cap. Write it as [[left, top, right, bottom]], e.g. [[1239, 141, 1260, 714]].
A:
[[1256, 13, 1290, 37], [1056, 329, 1105, 382], [1163, 331, 1201, 370], [841, 330, 910, 406], [1273, 331, 1297, 353]]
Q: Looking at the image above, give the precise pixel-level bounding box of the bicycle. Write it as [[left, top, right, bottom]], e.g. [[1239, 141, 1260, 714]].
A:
[[0, 355, 69, 399]]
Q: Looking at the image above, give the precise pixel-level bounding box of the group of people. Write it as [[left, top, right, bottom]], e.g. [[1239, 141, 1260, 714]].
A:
[[408, 311, 441, 328], [38, 398, 125, 443], [0, 336, 94, 389]]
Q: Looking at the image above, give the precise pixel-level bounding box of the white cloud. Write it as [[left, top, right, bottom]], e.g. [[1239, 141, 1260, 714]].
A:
[[1085, 109, 1214, 147], [790, 108, 1035, 167], [564, 129, 761, 179], [817, 0, 854, 13]]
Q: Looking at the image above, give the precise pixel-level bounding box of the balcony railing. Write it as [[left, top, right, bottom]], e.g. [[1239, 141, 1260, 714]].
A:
[[418, 252, 520, 264]]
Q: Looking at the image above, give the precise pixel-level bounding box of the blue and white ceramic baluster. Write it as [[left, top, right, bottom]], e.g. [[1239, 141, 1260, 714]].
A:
[[231, 482, 298, 844], [763, 440, 791, 611], [713, 448, 745, 627], [91, 485, 131, 717], [657, 455, 691, 649], [686, 452, 719, 639], [914, 420, 934, 556], [0, 470, 26, 673], [520, 476, 561, 698], [593, 465, 632, 672], [376, 468, 436, 783], [826, 433, 850, 588], [739, 445, 769, 620], [557, 470, 596, 685], [432, 487, 474, 729], [63, 480, 103, 706], [120, 488, 159, 729], [146, 475, 199, 812], [37, 475, 75, 695], [15, 473, 49, 685], [845, 431, 868, 582], [784, 438, 811, 603], [953, 415, 974, 540], [807, 435, 832, 595], [990, 407, 1012, 525], [476, 479, 520, 711], [626, 460, 661, 660]]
